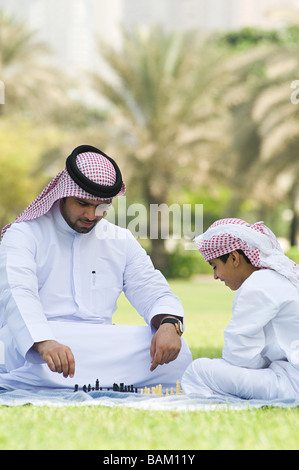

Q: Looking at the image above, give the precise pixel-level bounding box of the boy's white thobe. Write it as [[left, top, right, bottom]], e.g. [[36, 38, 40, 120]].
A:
[[0, 201, 191, 389], [182, 269, 299, 399]]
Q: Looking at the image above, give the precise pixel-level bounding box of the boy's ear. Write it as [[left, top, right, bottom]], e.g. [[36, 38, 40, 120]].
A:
[[230, 251, 241, 267]]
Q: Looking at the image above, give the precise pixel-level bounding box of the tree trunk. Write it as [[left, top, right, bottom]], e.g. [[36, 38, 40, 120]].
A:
[[290, 211, 298, 247], [144, 182, 169, 273], [289, 184, 299, 247], [150, 237, 169, 272]]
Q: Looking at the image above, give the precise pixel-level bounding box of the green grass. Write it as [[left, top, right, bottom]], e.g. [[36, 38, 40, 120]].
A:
[[0, 406, 298, 450], [0, 277, 298, 450]]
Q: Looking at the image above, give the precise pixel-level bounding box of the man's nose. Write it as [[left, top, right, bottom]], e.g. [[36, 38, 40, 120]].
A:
[[84, 206, 96, 220]]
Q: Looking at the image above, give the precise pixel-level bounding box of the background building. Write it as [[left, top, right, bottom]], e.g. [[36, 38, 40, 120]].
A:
[[0, 0, 297, 77]]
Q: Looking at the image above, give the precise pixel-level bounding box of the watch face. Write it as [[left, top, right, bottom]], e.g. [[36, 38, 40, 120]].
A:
[[174, 320, 183, 335]]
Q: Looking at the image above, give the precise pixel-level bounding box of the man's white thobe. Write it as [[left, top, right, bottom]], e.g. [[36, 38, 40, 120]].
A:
[[0, 201, 191, 389], [182, 269, 299, 399]]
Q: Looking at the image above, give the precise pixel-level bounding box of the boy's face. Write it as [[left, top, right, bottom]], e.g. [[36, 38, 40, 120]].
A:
[[209, 255, 245, 291]]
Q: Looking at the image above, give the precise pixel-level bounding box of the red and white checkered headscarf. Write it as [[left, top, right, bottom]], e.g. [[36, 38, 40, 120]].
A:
[[1, 146, 126, 239], [195, 218, 299, 289]]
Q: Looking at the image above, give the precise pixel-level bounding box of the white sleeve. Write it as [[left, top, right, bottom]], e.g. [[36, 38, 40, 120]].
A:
[[0, 225, 55, 370], [222, 279, 279, 369], [122, 232, 184, 326]]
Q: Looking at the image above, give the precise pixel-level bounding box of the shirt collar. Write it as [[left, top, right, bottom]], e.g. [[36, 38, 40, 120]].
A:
[[51, 200, 76, 235]]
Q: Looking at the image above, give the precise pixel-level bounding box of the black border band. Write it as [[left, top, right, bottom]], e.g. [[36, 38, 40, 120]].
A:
[[66, 145, 123, 198]]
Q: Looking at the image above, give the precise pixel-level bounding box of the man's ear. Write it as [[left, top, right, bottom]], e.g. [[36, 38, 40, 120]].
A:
[[230, 250, 241, 267]]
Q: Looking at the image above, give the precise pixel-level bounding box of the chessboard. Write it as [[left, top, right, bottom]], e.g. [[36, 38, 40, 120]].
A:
[[74, 379, 184, 396]]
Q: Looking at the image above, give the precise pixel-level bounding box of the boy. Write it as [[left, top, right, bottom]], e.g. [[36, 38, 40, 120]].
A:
[[182, 218, 299, 399]]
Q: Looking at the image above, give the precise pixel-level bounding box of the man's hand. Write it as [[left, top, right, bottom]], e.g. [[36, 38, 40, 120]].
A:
[[150, 323, 181, 371], [33, 340, 75, 378]]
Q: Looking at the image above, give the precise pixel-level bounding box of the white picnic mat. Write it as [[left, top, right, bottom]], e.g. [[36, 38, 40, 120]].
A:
[[0, 387, 298, 410]]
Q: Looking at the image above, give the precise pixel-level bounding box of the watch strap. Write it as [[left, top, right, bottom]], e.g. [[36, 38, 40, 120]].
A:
[[160, 317, 183, 336]]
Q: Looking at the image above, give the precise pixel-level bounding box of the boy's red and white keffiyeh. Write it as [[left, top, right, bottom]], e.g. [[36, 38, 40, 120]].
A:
[[194, 218, 299, 289], [1, 147, 126, 239]]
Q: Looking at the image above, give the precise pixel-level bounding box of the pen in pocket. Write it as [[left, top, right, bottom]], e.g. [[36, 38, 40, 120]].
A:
[[92, 270, 96, 288]]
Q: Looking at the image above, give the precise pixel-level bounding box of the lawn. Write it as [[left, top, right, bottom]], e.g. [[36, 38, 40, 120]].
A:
[[0, 277, 298, 451]]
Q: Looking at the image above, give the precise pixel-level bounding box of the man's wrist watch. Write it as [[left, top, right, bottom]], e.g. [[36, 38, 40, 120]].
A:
[[160, 317, 184, 336]]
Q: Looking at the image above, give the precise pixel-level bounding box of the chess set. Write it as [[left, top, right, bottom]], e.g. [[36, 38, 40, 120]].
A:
[[74, 379, 184, 396]]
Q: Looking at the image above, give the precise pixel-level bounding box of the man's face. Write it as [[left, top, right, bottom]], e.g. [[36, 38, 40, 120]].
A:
[[60, 197, 111, 233]]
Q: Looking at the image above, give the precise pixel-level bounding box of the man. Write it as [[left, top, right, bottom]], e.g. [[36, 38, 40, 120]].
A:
[[0, 145, 191, 390]]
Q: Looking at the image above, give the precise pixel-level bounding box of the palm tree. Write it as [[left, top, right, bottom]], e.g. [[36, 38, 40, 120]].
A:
[[0, 10, 70, 119], [93, 26, 228, 269], [0, 11, 104, 229], [220, 38, 299, 245]]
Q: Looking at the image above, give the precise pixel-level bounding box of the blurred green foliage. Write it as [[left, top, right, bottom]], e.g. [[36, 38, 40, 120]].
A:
[[217, 25, 299, 50], [163, 246, 211, 279], [287, 247, 299, 265], [0, 10, 298, 276]]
